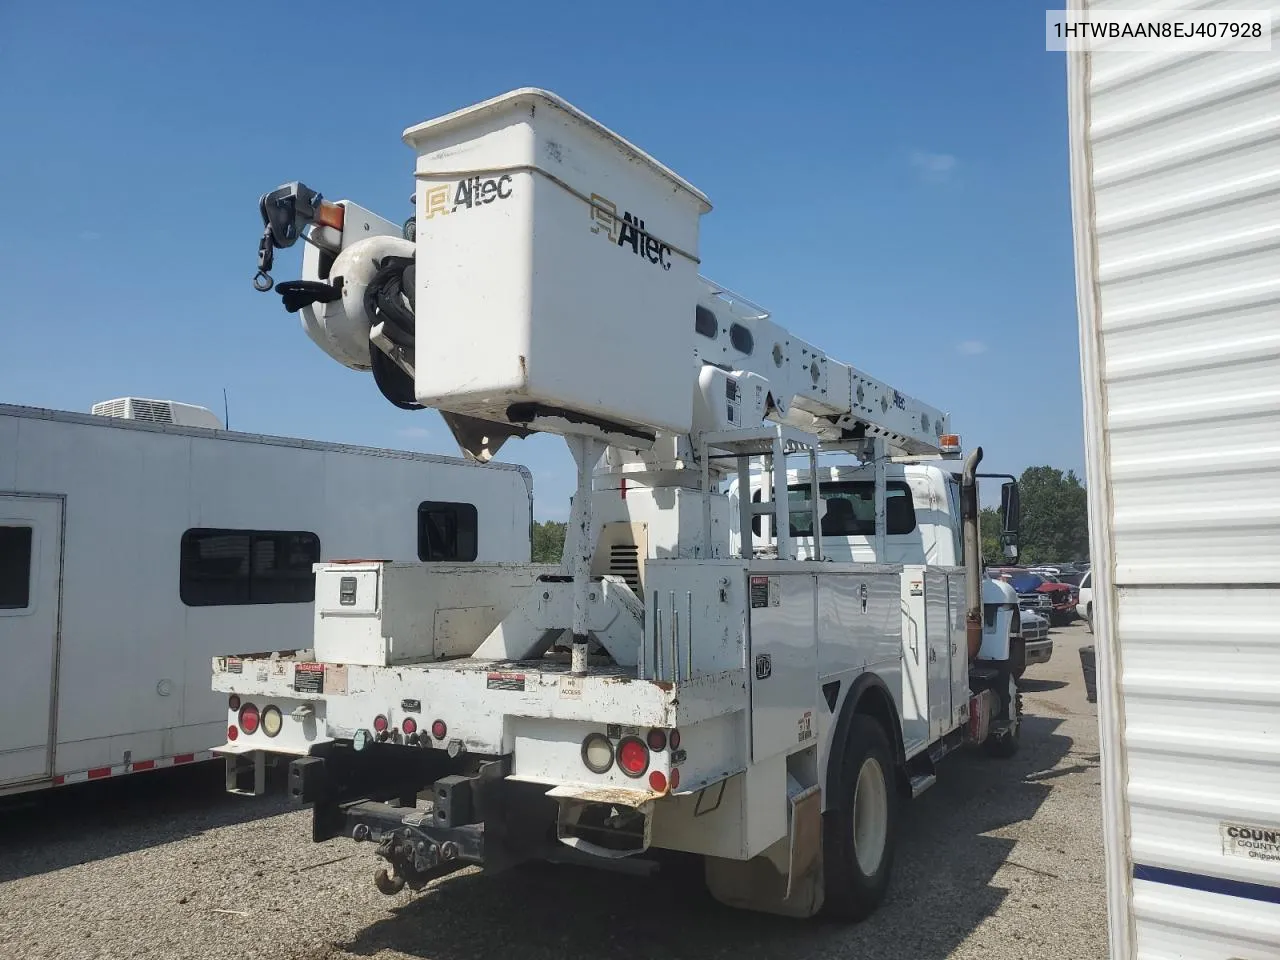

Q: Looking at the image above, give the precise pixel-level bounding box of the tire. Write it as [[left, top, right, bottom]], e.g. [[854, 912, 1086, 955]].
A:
[[822, 715, 899, 921], [1086, 604, 1093, 633], [984, 679, 1022, 758]]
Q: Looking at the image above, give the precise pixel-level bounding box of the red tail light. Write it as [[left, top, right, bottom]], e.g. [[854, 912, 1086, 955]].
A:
[[648, 770, 667, 793], [646, 728, 667, 752], [238, 703, 260, 735], [431, 719, 447, 740], [670, 766, 681, 791], [617, 737, 649, 778], [669, 728, 682, 751], [227, 725, 239, 741], [228, 694, 241, 711], [373, 714, 389, 734], [402, 717, 418, 735]]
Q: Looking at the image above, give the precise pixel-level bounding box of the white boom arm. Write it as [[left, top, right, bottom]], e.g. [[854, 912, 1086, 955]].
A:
[[691, 278, 952, 458], [250, 190, 952, 465]]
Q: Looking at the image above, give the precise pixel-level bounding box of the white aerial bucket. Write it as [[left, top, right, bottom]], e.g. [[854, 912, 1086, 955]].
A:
[[403, 88, 712, 440]]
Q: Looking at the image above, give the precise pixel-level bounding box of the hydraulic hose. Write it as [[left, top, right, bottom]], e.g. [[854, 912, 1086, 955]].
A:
[[363, 257, 416, 348]]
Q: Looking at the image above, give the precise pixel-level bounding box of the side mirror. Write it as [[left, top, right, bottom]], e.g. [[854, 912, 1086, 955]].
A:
[[1000, 481, 1020, 534]]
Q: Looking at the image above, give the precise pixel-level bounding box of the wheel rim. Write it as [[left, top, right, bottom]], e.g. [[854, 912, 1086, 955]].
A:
[[852, 757, 888, 875]]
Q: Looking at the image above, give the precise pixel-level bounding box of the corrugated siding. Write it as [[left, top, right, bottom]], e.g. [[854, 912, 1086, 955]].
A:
[[1071, 2, 1280, 957]]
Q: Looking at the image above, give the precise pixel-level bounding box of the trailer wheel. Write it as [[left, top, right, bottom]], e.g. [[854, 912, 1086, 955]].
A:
[[822, 715, 898, 921]]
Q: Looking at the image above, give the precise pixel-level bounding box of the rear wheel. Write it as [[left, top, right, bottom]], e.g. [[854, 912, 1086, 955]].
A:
[[822, 716, 898, 921]]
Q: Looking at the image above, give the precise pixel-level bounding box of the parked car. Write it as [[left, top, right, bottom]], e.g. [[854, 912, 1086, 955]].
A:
[[991, 569, 1077, 626], [1076, 570, 1093, 631], [1030, 563, 1088, 587], [1016, 609, 1053, 679]]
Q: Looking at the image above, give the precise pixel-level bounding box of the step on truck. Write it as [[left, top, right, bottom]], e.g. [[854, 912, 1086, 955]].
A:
[[213, 88, 1027, 920]]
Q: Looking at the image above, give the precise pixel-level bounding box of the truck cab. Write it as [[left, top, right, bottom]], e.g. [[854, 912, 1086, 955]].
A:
[[725, 459, 1022, 667]]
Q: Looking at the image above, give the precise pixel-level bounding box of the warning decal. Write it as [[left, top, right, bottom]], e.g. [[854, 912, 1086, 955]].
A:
[[487, 672, 526, 692], [750, 576, 770, 608], [225, 657, 243, 674], [1221, 821, 1280, 863], [559, 676, 583, 700], [294, 662, 324, 694]]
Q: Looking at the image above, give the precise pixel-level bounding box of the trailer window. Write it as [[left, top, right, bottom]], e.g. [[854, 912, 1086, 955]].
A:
[[418, 501, 478, 562], [180, 529, 321, 606], [0, 526, 34, 610]]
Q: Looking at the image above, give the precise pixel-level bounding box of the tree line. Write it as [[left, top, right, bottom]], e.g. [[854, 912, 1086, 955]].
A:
[[982, 465, 1089, 566], [531, 464, 1089, 568]]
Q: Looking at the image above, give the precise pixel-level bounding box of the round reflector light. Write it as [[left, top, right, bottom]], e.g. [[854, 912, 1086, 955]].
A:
[[227, 725, 238, 741], [373, 714, 389, 734], [261, 705, 283, 738], [669, 728, 681, 751], [648, 770, 667, 793], [646, 728, 667, 752], [402, 717, 418, 736], [228, 694, 241, 712], [617, 737, 649, 778], [670, 767, 681, 791], [431, 720, 447, 740], [238, 703, 260, 735], [581, 733, 614, 774]]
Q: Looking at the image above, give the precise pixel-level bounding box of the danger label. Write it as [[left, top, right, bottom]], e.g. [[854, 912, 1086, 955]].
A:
[[1221, 821, 1280, 863], [487, 672, 526, 692], [750, 577, 780, 608], [294, 662, 324, 694]]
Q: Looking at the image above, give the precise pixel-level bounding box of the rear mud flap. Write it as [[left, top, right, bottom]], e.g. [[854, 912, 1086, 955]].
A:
[[705, 784, 825, 918]]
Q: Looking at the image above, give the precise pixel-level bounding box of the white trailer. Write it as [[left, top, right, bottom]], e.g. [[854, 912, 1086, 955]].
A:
[[1066, 7, 1280, 957], [0, 401, 532, 795], [216, 88, 1029, 921]]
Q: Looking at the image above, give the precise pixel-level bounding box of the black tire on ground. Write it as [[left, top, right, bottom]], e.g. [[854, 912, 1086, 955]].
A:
[[984, 683, 1021, 758], [1080, 645, 1098, 703], [822, 715, 899, 921]]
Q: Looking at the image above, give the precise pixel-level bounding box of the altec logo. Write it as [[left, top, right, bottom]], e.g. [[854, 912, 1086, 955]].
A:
[[589, 193, 672, 271], [422, 175, 514, 219]]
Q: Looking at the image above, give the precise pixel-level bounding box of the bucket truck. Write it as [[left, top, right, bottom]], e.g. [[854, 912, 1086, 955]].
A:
[[215, 88, 1024, 920]]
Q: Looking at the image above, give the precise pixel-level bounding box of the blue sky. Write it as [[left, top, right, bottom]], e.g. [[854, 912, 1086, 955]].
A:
[[0, 2, 1082, 520]]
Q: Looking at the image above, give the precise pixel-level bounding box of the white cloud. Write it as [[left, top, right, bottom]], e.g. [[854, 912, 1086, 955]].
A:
[[956, 340, 988, 356], [909, 150, 958, 184]]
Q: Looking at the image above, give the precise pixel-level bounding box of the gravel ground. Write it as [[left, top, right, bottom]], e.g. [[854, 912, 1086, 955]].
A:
[[0, 623, 1104, 960]]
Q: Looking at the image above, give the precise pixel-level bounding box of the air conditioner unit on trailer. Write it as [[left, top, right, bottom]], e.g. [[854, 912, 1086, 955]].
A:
[[91, 397, 222, 430]]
